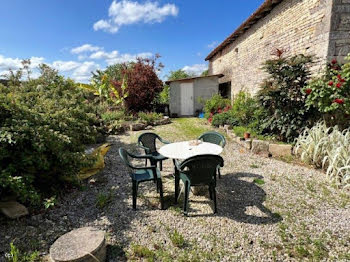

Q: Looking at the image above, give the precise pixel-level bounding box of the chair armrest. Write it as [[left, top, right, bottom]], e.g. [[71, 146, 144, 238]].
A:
[[128, 151, 154, 160], [137, 144, 150, 151], [158, 137, 171, 144]]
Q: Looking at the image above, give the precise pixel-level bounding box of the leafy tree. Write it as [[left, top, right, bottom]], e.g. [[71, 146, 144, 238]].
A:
[[119, 57, 164, 112], [167, 69, 192, 81], [201, 69, 209, 76]]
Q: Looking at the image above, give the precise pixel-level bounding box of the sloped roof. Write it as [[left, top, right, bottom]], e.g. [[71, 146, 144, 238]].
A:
[[165, 74, 224, 85], [205, 0, 284, 61]]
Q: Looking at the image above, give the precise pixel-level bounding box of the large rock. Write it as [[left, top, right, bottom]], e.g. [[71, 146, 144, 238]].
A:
[[269, 144, 292, 157], [192, 186, 208, 196], [50, 227, 106, 262], [0, 201, 29, 219], [155, 118, 171, 126], [251, 140, 269, 155]]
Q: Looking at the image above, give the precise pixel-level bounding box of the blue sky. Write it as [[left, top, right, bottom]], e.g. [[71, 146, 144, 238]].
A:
[[0, 0, 264, 82]]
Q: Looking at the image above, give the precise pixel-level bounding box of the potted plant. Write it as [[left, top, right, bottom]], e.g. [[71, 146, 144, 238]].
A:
[[244, 132, 251, 139]]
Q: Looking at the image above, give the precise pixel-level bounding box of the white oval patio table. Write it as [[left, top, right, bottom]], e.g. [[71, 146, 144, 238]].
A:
[[159, 141, 223, 160]]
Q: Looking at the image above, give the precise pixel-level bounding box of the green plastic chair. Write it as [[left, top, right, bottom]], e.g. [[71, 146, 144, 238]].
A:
[[119, 147, 164, 210], [198, 131, 226, 179], [138, 132, 170, 171], [174, 155, 224, 215]]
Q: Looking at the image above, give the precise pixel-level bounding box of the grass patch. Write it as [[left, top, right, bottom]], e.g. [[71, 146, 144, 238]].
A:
[[250, 164, 259, 168], [130, 244, 155, 260], [96, 191, 112, 209], [253, 179, 265, 185], [6, 242, 40, 262], [169, 229, 186, 248]]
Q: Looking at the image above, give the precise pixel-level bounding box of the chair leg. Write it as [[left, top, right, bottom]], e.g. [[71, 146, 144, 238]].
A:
[[132, 180, 137, 210], [158, 179, 164, 210], [212, 185, 217, 214], [218, 167, 221, 179], [145, 159, 148, 166], [160, 160, 163, 171], [175, 171, 180, 204], [184, 181, 190, 216], [209, 186, 213, 200]]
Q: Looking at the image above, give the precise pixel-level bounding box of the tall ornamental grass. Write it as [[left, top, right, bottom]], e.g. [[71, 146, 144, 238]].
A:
[[295, 122, 350, 187]]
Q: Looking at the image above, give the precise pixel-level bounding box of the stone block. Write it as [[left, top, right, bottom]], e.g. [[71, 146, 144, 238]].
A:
[[243, 139, 253, 150], [251, 140, 269, 154], [130, 123, 147, 131], [50, 227, 106, 262], [0, 201, 29, 219], [155, 118, 171, 126], [269, 144, 293, 157]]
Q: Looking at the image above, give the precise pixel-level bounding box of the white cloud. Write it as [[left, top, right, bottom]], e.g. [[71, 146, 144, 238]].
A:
[[182, 64, 208, 76], [52, 61, 81, 72], [93, 0, 178, 33], [89, 50, 153, 65], [72, 61, 100, 82], [0, 55, 45, 71], [71, 44, 102, 54], [207, 41, 218, 49]]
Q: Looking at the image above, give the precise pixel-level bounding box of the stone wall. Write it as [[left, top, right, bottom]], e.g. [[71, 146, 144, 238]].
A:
[[208, 0, 350, 97]]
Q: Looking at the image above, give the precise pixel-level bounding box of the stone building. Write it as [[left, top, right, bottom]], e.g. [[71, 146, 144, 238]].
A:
[[206, 0, 350, 98]]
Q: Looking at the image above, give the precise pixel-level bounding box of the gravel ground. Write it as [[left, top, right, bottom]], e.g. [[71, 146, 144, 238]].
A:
[[0, 118, 349, 261]]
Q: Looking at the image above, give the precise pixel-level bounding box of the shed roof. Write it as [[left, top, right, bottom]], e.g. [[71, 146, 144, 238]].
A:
[[205, 0, 283, 61], [165, 74, 224, 85]]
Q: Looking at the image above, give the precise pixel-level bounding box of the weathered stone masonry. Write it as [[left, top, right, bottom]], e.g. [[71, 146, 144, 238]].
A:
[[207, 0, 350, 98]]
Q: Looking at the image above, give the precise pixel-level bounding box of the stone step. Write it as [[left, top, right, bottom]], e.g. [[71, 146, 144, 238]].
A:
[[0, 201, 29, 219]]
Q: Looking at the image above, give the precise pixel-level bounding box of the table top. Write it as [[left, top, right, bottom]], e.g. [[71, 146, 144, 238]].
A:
[[159, 141, 223, 160]]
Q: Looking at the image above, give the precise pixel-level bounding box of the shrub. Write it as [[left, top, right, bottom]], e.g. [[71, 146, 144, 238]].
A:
[[138, 112, 163, 125], [305, 56, 350, 128], [295, 122, 350, 187], [231, 91, 263, 128], [203, 94, 231, 118], [211, 112, 239, 127], [257, 52, 318, 142], [0, 66, 100, 206]]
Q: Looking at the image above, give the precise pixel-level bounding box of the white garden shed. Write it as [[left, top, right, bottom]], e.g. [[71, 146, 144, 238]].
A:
[[166, 74, 223, 117]]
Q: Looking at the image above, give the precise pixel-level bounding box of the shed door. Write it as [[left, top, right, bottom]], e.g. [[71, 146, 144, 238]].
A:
[[180, 82, 194, 116]]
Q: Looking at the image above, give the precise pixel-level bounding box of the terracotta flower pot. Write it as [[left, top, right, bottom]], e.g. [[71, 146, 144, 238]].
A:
[[244, 132, 251, 139]]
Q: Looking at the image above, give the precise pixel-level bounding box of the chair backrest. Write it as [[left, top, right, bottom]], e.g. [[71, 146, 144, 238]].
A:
[[198, 132, 226, 148], [119, 147, 132, 168], [179, 155, 224, 185], [138, 132, 160, 153]]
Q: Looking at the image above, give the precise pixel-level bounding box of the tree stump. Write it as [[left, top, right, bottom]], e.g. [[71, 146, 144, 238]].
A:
[[50, 227, 106, 262]]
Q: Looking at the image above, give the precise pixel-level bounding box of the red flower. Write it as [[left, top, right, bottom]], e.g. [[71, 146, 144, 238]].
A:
[[217, 109, 223, 114], [208, 117, 213, 123], [337, 74, 342, 80], [336, 82, 342, 88], [224, 105, 231, 112], [340, 78, 346, 83], [333, 99, 344, 104], [210, 112, 214, 117], [331, 59, 337, 65], [305, 88, 312, 95], [328, 81, 334, 86]]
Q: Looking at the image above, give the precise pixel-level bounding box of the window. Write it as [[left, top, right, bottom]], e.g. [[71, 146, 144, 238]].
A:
[[219, 82, 231, 99]]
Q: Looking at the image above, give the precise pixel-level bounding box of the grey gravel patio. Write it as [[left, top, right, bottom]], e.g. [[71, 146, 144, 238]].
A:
[[0, 118, 349, 261]]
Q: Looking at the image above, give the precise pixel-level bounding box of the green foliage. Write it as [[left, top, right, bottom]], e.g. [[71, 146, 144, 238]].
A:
[[96, 192, 112, 209], [169, 229, 186, 248], [154, 85, 170, 105], [201, 69, 209, 76], [0, 64, 100, 205], [231, 91, 261, 126], [130, 244, 155, 260], [257, 53, 317, 142], [138, 112, 163, 125], [203, 94, 231, 118], [101, 110, 126, 123], [167, 69, 192, 81], [294, 122, 350, 187], [6, 242, 40, 262], [211, 112, 239, 127], [305, 56, 350, 128], [43, 196, 57, 209]]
